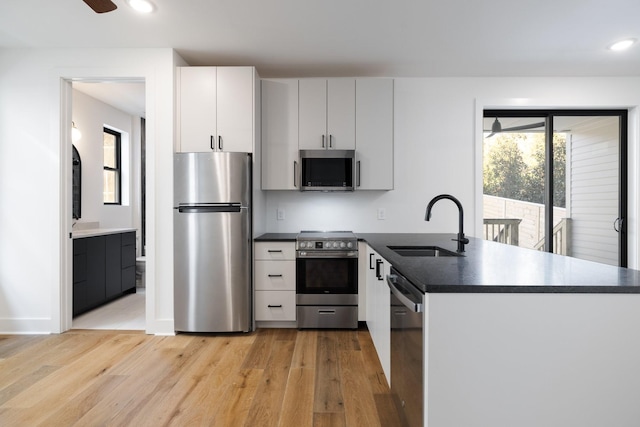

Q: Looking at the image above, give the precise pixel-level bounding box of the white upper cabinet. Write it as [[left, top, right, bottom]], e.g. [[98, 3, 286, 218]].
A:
[[177, 66, 256, 153], [177, 67, 217, 152], [261, 79, 299, 190], [355, 79, 394, 190], [299, 78, 355, 150]]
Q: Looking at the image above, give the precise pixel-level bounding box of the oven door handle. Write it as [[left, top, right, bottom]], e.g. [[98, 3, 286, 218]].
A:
[[387, 274, 423, 313]]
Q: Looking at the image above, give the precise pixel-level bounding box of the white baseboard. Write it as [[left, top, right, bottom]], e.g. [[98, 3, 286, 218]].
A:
[[0, 318, 53, 334]]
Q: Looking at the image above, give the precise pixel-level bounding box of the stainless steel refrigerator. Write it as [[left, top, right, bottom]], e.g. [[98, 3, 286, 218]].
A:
[[173, 152, 252, 333]]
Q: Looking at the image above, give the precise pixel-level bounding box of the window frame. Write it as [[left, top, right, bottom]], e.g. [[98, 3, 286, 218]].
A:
[[483, 109, 628, 266], [103, 127, 122, 205]]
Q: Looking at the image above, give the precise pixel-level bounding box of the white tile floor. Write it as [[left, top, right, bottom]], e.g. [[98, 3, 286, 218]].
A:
[[72, 288, 145, 330]]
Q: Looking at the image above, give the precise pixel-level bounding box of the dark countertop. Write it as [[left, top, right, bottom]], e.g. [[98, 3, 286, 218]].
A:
[[358, 233, 640, 294], [253, 232, 640, 294], [254, 233, 298, 242]]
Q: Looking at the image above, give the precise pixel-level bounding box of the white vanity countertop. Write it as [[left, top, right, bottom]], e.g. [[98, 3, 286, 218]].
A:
[[72, 228, 137, 239]]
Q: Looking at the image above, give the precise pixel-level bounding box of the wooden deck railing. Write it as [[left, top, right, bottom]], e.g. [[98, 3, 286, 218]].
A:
[[483, 218, 522, 246], [533, 218, 571, 255]]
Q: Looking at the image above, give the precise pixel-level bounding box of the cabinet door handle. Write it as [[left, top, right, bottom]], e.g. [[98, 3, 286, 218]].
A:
[[293, 161, 298, 188], [268, 249, 283, 253], [268, 274, 283, 278], [357, 160, 361, 187], [329, 134, 333, 148], [376, 259, 383, 280], [210, 135, 214, 150], [267, 304, 283, 308], [218, 135, 223, 150], [322, 134, 325, 148], [369, 253, 375, 270]]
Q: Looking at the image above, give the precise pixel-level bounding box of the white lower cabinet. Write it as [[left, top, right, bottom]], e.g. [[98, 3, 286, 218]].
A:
[[365, 244, 391, 383], [254, 242, 296, 322], [255, 290, 296, 321]]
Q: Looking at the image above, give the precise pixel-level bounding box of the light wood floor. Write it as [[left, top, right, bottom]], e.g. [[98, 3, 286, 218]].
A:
[[0, 328, 401, 426]]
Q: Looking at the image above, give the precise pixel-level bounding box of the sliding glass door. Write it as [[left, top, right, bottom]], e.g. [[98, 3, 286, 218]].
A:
[[482, 110, 627, 267]]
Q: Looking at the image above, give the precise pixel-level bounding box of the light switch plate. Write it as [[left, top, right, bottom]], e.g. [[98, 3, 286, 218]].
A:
[[377, 208, 386, 220], [277, 208, 285, 221]]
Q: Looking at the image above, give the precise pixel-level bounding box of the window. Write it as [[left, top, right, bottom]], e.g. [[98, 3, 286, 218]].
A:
[[482, 110, 628, 267], [103, 128, 121, 204]]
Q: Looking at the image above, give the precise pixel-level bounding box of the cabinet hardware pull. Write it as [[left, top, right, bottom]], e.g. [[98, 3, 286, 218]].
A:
[[357, 160, 361, 187], [294, 160, 298, 188], [318, 310, 336, 314], [218, 135, 222, 150], [329, 134, 333, 148], [376, 259, 383, 280], [268, 249, 283, 253], [268, 274, 283, 278], [369, 253, 375, 269], [268, 304, 282, 308], [210, 135, 214, 150], [322, 134, 325, 148]]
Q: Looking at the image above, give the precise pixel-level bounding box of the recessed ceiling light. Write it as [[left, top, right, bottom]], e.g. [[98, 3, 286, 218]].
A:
[[127, 0, 155, 13], [608, 38, 637, 51]]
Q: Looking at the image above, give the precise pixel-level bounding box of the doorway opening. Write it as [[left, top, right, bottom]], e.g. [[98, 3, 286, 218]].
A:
[[67, 80, 147, 330], [482, 109, 628, 267]]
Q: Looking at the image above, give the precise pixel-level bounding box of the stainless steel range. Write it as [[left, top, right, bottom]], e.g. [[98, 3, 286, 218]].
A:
[[296, 231, 359, 329]]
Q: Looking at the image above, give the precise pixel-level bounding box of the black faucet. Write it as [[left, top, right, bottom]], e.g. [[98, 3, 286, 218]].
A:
[[425, 194, 470, 253]]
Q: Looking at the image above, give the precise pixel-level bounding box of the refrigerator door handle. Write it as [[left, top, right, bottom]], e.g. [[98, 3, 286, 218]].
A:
[[177, 203, 242, 213]]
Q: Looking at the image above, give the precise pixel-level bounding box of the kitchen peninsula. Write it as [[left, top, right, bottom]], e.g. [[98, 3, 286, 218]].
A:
[[256, 232, 640, 427], [365, 233, 640, 427]]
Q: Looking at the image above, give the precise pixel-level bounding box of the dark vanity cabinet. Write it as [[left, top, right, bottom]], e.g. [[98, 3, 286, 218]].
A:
[[73, 231, 136, 317]]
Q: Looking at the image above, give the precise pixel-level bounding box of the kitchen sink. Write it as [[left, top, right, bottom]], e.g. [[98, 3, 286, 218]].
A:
[[388, 245, 463, 257]]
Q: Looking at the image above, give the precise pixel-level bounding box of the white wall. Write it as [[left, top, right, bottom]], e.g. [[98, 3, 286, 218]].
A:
[[0, 48, 178, 334], [0, 48, 638, 335], [72, 88, 138, 229], [264, 77, 640, 268]]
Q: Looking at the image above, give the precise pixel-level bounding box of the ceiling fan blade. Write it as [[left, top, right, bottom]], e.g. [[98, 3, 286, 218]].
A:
[[484, 119, 545, 138], [501, 122, 545, 132], [83, 0, 118, 13]]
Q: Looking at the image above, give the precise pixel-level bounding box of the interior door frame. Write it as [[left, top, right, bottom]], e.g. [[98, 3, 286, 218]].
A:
[[483, 109, 629, 267], [58, 74, 148, 333]]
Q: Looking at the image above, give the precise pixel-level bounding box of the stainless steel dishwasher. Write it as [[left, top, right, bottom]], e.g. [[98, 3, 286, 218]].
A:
[[387, 266, 424, 427]]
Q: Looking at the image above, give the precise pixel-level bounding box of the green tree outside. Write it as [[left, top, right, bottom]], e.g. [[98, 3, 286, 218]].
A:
[[484, 132, 566, 208]]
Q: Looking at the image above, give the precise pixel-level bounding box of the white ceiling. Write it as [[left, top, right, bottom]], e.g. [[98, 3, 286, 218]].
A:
[[2, 0, 638, 115], [1, 0, 639, 78], [73, 81, 146, 117]]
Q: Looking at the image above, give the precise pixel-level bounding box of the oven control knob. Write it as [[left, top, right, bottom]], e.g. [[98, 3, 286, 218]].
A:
[[347, 242, 353, 248], [299, 242, 307, 248], [340, 242, 346, 248]]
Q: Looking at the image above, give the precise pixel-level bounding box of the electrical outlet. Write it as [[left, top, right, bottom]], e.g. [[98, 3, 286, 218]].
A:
[[377, 208, 386, 220], [277, 208, 285, 221]]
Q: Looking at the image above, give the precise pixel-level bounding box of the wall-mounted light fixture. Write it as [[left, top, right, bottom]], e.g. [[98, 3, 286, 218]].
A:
[[72, 121, 82, 142]]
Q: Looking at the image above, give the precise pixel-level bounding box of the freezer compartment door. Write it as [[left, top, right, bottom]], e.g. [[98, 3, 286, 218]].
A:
[[174, 207, 251, 332], [174, 152, 251, 206]]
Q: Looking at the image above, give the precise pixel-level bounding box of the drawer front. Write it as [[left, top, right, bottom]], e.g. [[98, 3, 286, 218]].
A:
[[255, 242, 295, 260], [121, 231, 136, 246], [255, 291, 296, 321], [255, 260, 296, 290]]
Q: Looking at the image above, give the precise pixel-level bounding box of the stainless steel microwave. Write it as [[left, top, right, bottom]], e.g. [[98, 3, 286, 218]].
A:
[[299, 149, 355, 191]]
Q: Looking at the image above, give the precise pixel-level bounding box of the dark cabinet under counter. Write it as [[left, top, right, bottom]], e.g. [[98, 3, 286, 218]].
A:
[[73, 231, 136, 317]]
